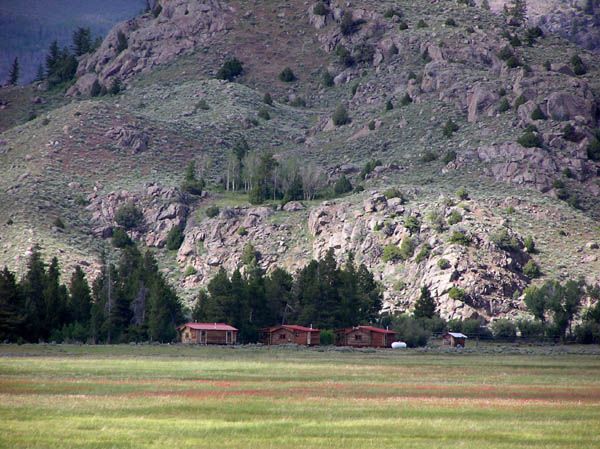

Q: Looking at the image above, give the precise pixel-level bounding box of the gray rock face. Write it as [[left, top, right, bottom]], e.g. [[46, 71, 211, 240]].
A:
[[105, 126, 150, 153]]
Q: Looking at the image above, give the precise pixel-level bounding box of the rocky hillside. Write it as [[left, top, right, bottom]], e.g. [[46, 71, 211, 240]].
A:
[[1, 0, 599, 322]]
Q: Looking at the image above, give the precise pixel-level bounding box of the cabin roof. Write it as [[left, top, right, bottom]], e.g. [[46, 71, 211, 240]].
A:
[[339, 325, 397, 335], [447, 332, 468, 339], [179, 322, 238, 331], [264, 325, 320, 333]]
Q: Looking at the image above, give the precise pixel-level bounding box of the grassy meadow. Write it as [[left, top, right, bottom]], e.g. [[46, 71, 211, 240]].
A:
[[1, 344, 599, 448]]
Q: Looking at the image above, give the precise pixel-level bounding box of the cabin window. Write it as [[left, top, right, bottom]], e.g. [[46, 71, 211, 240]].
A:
[[279, 333, 287, 340], [354, 334, 362, 341]]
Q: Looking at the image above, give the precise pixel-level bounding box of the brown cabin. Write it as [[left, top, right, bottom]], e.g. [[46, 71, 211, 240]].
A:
[[335, 326, 397, 348], [443, 332, 468, 347], [178, 323, 238, 345], [260, 325, 320, 346]]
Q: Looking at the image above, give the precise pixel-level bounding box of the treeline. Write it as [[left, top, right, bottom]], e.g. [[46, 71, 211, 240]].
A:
[[0, 245, 184, 343], [193, 248, 382, 342]]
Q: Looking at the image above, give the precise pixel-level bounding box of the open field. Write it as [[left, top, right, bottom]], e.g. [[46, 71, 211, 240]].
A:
[[1, 345, 600, 448]]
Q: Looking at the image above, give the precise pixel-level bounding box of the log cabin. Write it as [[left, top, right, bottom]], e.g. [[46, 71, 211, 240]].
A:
[[335, 325, 397, 348], [178, 323, 238, 345], [443, 332, 468, 347], [260, 325, 320, 346]]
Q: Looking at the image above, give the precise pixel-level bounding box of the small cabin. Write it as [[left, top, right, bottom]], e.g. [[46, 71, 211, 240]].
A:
[[178, 323, 238, 345], [260, 325, 320, 346], [335, 326, 397, 348], [443, 332, 468, 347]]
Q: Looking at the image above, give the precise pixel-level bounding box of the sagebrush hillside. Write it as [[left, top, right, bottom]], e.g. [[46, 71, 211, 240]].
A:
[[0, 0, 599, 321]]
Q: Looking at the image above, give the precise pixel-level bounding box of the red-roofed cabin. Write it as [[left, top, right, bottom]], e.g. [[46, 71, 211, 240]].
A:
[[178, 323, 238, 345], [335, 326, 397, 348], [260, 325, 320, 346]]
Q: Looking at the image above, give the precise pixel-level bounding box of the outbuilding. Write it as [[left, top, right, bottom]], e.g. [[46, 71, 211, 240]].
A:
[[178, 323, 238, 345], [335, 326, 397, 348], [443, 332, 468, 347], [260, 325, 320, 346]]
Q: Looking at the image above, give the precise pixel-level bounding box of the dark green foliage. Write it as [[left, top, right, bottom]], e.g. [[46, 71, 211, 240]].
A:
[[518, 131, 543, 148], [69, 266, 91, 326], [449, 230, 471, 246], [152, 4, 162, 17], [498, 98, 511, 113], [278, 67, 296, 82], [448, 287, 466, 301], [399, 237, 415, 260], [109, 78, 122, 95], [112, 228, 133, 248], [216, 58, 243, 81], [443, 119, 459, 138], [455, 187, 469, 200], [400, 93, 412, 106], [398, 21, 409, 30], [114, 202, 143, 230], [257, 107, 271, 120], [588, 137, 600, 161], [166, 226, 184, 251], [382, 245, 402, 263], [491, 228, 520, 252], [181, 161, 205, 195], [116, 31, 128, 53], [353, 43, 375, 65], [514, 95, 527, 109], [322, 71, 334, 87], [437, 258, 451, 270], [340, 10, 358, 35], [571, 54, 587, 75], [332, 104, 350, 126], [447, 210, 462, 225], [205, 205, 220, 218], [413, 287, 436, 319], [263, 92, 273, 105], [416, 19, 428, 28], [562, 124, 579, 142], [415, 244, 431, 264], [72, 27, 92, 56], [290, 97, 306, 107], [505, 55, 521, 68], [368, 120, 376, 131], [385, 99, 394, 111], [360, 159, 382, 179], [389, 315, 431, 347], [313, 2, 329, 15], [333, 175, 353, 195], [45, 40, 78, 88], [53, 217, 65, 229], [421, 150, 438, 163], [525, 26, 544, 45], [491, 319, 517, 340], [335, 45, 354, 67], [90, 80, 102, 97], [404, 216, 421, 234], [524, 236, 536, 253], [523, 260, 541, 278], [320, 330, 334, 345], [384, 7, 402, 18], [383, 188, 404, 201], [497, 45, 514, 61], [0, 267, 24, 341], [508, 34, 522, 47], [445, 18, 457, 27], [8, 57, 19, 85], [530, 106, 546, 120]]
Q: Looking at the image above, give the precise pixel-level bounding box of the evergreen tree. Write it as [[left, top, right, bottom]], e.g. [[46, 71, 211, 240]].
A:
[[413, 286, 436, 319], [72, 27, 93, 56], [265, 267, 294, 325], [0, 267, 24, 341], [69, 266, 92, 325], [43, 257, 69, 336], [148, 276, 181, 342], [355, 263, 382, 324], [8, 57, 19, 85], [34, 64, 45, 82], [21, 245, 48, 341], [46, 40, 60, 76], [181, 161, 205, 195]]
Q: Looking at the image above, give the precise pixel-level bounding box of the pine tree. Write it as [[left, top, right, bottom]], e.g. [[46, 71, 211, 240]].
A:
[[147, 277, 179, 342], [43, 257, 70, 337], [45, 41, 60, 76], [69, 266, 91, 325], [34, 64, 45, 82], [72, 27, 92, 56], [413, 286, 436, 319], [8, 57, 19, 85], [21, 245, 47, 341], [0, 266, 24, 341]]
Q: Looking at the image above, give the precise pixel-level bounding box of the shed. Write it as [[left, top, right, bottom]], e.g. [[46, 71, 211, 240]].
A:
[[178, 323, 238, 345], [260, 325, 320, 346], [443, 332, 468, 347], [335, 326, 397, 348]]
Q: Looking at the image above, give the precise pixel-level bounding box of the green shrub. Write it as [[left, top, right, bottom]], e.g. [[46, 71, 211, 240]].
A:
[[332, 104, 350, 126], [588, 137, 600, 161], [505, 55, 521, 68], [205, 205, 220, 218], [195, 99, 210, 111], [517, 131, 543, 148], [340, 10, 357, 35], [184, 266, 197, 277], [290, 97, 306, 107], [336, 45, 354, 67], [237, 226, 248, 236], [112, 227, 133, 248], [404, 216, 421, 233], [523, 260, 541, 278], [399, 237, 415, 260], [360, 159, 382, 179], [383, 245, 401, 263], [562, 124, 578, 142], [571, 54, 587, 75], [400, 93, 412, 106], [490, 228, 520, 252], [109, 78, 122, 95], [385, 99, 394, 111], [263, 92, 273, 105], [257, 107, 271, 120], [517, 319, 545, 339], [449, 231, 471, 246], [491, 319, 517, 340], [216, 58, 243, 81], [421, 151, 438, 163], [90, 80, 102, 97], [415, 244, 431, 264], [514, 95, 527, 109], [447, 210, 462, 225], [320, 329, 334, 345], [368, 120, 376, 131], [445, 18, 457, 27], [53, 217, 65, 229], [437, 258, 451, 270], [115, 202, 143, 229], [530, 106, 546, 120], [508, 34, 522, 47], [524, 236, 536, 253], [448, 287, 466, 301], [398, 21, 409, 30], [498, 98, 510, 113], [354, 43, 375, 65], [166, 226, 184, 251], [416, 19, 428, 28], [455, 187, 469, 200], [313, 2, 328, 16], [390, 314, 431, 347], [181, 161, 205, 195], [442, 151, 457, 165], [116, 31, 128, 53], [322, 71, 334, 87], [384, 7, 402, 18], [383, 187, 404, 201], [333, 175, 353, 195], [497, 45, 513, 61], [443, 119, 459, 138], [278, 67, 296, 82], [242, 243, 259, 265]]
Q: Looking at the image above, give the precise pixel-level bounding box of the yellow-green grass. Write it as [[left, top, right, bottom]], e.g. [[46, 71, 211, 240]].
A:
[[1, 345, 599, 449]]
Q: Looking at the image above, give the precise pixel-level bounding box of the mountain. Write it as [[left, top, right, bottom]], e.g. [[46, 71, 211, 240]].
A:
[[0, 0, 599, 322], [0, 0, 146, 84]]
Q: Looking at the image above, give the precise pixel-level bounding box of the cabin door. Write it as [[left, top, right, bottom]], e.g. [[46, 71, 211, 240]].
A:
[[200, 331, 206, 344], [307, 332, 311, 345], [226, 331, 231, 344]]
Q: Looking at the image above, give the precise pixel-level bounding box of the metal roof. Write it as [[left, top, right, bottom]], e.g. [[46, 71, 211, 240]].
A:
[[179, 323, 238, 331], [265, 325, 320, 333], [340, 325, 397, 335], [447, 332, 468, 338]]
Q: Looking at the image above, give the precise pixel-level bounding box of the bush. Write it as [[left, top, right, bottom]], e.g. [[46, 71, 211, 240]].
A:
[[290, 97, 306, 107], [415, 244, 431, 264], [437, 258, 451, 270], [404, 216, 421, 233], [278, 67, 296, 82], [505, 55, 521, 68], [166, 226, 184, 251], [333, 175, 353, 195], [109, 78, 122, 95], [385, 99, 394, 111], [531, 106, 546, 121], [383, 187, 404, 201], [340, 10, 357, 35], [448, 287, 466, 301], [517, 319, 545, 339], [400, 93, 412, 106], [523, 260, 541, 278], [447, 210, 462, 225], [455, 187, 469, 200], [335, 45, 354, 67], [204, 205, 220, 218], [112, 227, 133, 248], [575, 321, 600, 344], [391, 314, 431, 347], [263, 92, 273, 105], [399, 237, 415, 260], [195, 99, 210, 111], [257, 107, 271, 120], [184, 266, 197, 277], [320, 329, 334, 345], [495, 97, 510, 113], [313, 2, 328, 16], [216, 58, 243, 81], [416, 19, 428, 28], [491, 228, 520, 252], [508, 34, 522, 47], [237, 226, 248, 236], [588, 137, 600, 161], [491, 319, 517, 340], [421, 151, 438, 162], [524, 236, 536, 253], [181, 162, 205, 196], [562, 124, 578, 142], [53, 217, 65, 229], [360, 159, 382, 179], [445, 18, 457, 27], [449, 231, 471, 246], [571, 54, 587, 75], [497, 45, 514, 61], [115, 202, 143, 229], [398, 21, 409, 30], [514, 95, 527, 109], [242, 243, 259, 265], [382, 245, 403, 263], [384, 7, 402, 19], [518, 131, 543, 148], [442, 151, 457, 165], [443, 119, 459, 138], [332, 104, 350, 126], [90, 80, 102, 97], [116, 31, 128, 53], [322, 71, 334, 87], [368, 120, 376, 131], [354, 43, 375, 65]]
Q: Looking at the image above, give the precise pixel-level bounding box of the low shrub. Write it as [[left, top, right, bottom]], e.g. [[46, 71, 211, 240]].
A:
[[455, 187, 469, 200], [216, 58, 243, 81], [382, 245, 402, 263], [205, 205, 220, 218], [383, 187, 404, 201], [448, 287, 466, 301], [523, 260, 541, 278], [313, 2, 328, 16], [404, 216, 421, 233], [112, 227, 133, 248], [445, 18, 457, 27], [115, 202, 143, 229], [415, 244, 431, 264], [237, 226, 248, 236], [416, 19, 428, 28], [400, 93, 412, 106], [491, 319, 517, 340], [490, 228, 520, 252], [322, 71, 334, 87], [332, 104, 350, 126], [278, 67, 296, 82], [524, 236, 536, 253], [518, 131, 543, 148], [257, 107, 271, 120], [166, 226, 184, 251], [443, 119, 459, 138], [263, 92, 273, 105], [449, 230, 471, 246], [437, 258, 451, 270], [498, 98, 510, 113], [385, 99, 394, 111], [421, 151, 438, 162], [442, 151, 457, 165], [333, 175, 353, 195], [530, 106, 546, 121], [447, 210, 462, 225], [184, 266, 197, 277]]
